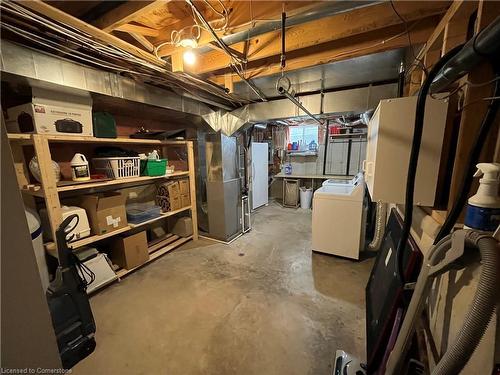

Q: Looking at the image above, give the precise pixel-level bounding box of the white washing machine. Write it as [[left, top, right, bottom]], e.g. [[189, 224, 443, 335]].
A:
[[312, 175, 365, 259]]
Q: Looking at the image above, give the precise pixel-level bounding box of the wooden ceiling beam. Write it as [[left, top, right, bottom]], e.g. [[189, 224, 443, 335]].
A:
[[128, 32, 155, 52], [115, 24, 160, 37], [92, 0, 166, 32], [18, 0, 167, 69], [154, 1, 322, 56], [193, 1, 449, 75], [408, 0, 477, 75], [209, 16, 438, 85]]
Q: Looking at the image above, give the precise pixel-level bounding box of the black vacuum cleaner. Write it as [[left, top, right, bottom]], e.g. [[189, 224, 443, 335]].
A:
[[46, 214, 96, 369]]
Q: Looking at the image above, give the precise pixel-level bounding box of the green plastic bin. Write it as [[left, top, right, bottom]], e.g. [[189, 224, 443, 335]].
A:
[[140, 159, 167, 176]]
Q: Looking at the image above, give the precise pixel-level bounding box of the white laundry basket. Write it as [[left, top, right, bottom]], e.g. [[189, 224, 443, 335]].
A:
[[92, 157, 140, 179], [300, 187, 313, 209]]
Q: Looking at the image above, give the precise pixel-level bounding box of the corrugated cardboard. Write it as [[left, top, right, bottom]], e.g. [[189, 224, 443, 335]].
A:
[[179, 179, 190, 195], [170, 217, 193, 237], [167, 181, 180, 199], [170, 196, 182, 211], [110, 231, 149, 270], [180, 193, 190, 208], [80, 192, 127, 235], [6, 87, 93, 136]]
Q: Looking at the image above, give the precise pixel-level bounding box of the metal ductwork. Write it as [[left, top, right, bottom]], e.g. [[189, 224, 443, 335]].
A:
[[0, 40, 214, 116], [203, 84, 396, 136], [197, 1, 380, 54], [430, 16, 500, 93]]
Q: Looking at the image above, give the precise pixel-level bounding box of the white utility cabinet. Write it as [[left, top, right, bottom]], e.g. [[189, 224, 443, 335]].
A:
[[363, 96, 448, 206]]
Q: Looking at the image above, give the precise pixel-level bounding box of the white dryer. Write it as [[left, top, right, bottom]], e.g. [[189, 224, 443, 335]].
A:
[[312, 175, 365, 259]]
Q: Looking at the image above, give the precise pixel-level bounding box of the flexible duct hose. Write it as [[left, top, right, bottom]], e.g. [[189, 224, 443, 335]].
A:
[[432, 235, 500, 375], [367, 201, 387, 251]]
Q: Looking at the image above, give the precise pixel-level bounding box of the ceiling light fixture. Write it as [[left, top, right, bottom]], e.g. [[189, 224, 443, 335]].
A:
[[183, 49, 196, 65]]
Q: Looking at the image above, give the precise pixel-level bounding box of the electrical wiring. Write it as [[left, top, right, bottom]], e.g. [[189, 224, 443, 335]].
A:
[[0, 1, 240, 106], [389, 0, 428, 78], [430, 76, 500, 100]]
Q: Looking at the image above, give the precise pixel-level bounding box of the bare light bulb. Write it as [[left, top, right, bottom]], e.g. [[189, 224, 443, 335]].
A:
[[183, 50, 196, 65]]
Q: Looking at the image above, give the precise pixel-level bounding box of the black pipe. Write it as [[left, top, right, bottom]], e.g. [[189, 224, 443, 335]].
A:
[[431, 16, 500, 93], [281, 12, 286, 70], [434, 73, 500, 243], [396, 44, 464, 286]]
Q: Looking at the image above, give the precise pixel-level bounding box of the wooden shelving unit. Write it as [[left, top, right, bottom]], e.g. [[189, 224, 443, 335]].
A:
[[10, 133, 199, 290]]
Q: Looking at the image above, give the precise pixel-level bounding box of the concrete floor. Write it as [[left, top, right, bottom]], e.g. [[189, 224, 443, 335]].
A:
[[74, 201, 374, 375]]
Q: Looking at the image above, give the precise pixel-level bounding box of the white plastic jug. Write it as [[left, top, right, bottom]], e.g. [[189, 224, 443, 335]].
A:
[[71, 153, 90, 181]]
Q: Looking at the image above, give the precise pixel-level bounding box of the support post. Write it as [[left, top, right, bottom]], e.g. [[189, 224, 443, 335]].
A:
[[187, 141, 199, 240]]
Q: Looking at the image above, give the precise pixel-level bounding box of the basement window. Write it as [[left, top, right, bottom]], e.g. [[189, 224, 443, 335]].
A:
[[289, 125, 319, 147]]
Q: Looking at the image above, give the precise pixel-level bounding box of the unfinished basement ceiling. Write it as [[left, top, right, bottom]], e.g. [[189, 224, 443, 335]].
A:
[[233, 49, 405, 101]]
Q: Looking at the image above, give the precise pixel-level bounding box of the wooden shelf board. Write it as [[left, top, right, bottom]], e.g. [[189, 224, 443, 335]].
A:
[[7, 133, 189, 146], [25, 173, 189, 196], [116, 235, 192, 278], [57, 172, 189, 192], [45, 206, 192, 251], [128, 205, 191, 228], [8, 133, 32, 141], [68, 226, 131, 249]]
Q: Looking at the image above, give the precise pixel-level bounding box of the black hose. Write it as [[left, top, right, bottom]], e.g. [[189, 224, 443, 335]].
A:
[[434, 72, 500, 243], [396, 44, 464, 286]]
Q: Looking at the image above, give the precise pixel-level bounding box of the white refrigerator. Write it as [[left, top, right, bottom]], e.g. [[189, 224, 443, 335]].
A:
[[251, 142, 269, 210]]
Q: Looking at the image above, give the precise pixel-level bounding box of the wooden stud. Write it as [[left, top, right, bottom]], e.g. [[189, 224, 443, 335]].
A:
[[186, 141, 198, 241], [92, 1, 165, 32], [32, 135, 62, 244], [408, 1, 478, 76], [115, 24, 160, 37], [171, 50, 184, 73], [446, 0, 500, 215], [128, 32, 155, 52]]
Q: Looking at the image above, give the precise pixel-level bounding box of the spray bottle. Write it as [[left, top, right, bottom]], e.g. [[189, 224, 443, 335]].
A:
[[464, 163, 500, 231]]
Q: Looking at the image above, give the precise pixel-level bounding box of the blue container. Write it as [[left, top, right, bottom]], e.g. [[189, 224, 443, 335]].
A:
[[126, 202, 161, 224]]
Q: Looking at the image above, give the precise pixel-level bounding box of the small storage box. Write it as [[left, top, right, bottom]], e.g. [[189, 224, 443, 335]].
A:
[[92, 157, 140, 179], [140, 159, 167, 177], [126, 202, 161, 224], [110, 231, 149, 270]]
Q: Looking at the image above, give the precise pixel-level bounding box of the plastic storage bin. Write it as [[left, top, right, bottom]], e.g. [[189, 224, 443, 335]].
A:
[[140, 159, 167, 176], [92, 157, 140, 179], [126, 202, 162, 224]]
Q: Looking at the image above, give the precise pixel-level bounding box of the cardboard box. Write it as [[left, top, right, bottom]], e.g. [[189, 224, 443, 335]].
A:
[[167, 181, 180, 198], [170, 196, 182, 211], [80, 192, 127, 235], [170, 217, 193, 237], [6, 87, 93, 137], [110, 231, 149, 270], [179, 179, 190, 195], [180, 193, 191, 208]]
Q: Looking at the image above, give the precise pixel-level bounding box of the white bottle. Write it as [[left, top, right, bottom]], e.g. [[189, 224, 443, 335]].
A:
[[70, 153, 90, 181], [464, 163, 500, 231]]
